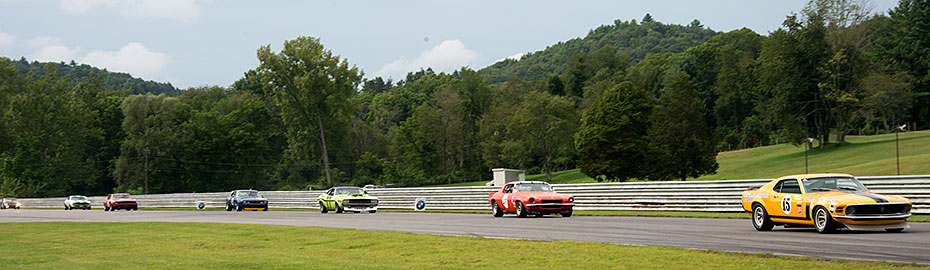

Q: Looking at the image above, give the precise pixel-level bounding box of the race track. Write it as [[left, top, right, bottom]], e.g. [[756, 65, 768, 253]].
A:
[[1, 209, 929, 265]]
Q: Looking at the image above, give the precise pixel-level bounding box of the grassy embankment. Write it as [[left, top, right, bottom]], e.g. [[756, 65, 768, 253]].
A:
[[0, 222, 925, 269], [437, 130, 930, 186]]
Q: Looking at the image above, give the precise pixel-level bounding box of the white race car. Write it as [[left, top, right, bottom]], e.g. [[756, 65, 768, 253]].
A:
[[64, 195, 92, 210]]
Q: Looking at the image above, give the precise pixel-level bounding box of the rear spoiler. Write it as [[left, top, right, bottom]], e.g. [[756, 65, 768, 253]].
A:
[[745, 185, 763, 191]]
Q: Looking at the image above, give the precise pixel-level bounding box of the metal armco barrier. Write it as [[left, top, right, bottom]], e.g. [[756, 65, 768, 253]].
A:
[[15, 175, 930, 214]]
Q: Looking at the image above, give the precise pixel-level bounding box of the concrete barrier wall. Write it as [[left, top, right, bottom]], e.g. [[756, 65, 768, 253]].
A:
[[15, 175, 930, 214]]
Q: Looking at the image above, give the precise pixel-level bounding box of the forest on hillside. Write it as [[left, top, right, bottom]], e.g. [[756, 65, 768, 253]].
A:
[[1, 0, 928, 197]]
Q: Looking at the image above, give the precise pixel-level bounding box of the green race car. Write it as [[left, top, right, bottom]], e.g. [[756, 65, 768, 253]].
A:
[[318, 186, 379, 213]]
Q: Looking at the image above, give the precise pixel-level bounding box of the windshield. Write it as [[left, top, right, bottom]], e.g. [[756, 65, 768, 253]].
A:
[[238, 191, 260, 197], [71, 196, 87, 200], [514, 183, 553, 192], [335, 188, 364, 195], [802, 177, 868, 193], [112, 194, 130, 199]]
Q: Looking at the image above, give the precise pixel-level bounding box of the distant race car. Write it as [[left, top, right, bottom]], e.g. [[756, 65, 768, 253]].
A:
[[226, 190, 268, 211], [1, 198, 21, 209], [104, 193, 138, 211], [64, 195, 92, 210], [318, 186, 379, 213], [488, 181, 574, 218], [742, 174, 913, 233]]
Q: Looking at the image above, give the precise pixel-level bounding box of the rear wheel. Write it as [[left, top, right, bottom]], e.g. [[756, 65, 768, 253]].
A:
[[752, 204, 774, 231], [886, 228, 904, 233], [814, 207, 837, 233], [320, 201, 328, 213], [516, 201, 527, 218], [491, 201, 504, 217]]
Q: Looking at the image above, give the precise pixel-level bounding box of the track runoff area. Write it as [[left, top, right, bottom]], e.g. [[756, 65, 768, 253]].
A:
[[1, 209, 928, 265]]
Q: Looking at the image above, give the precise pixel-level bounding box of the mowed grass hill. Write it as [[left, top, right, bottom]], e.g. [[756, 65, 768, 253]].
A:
[[435, 130, 930, 186]]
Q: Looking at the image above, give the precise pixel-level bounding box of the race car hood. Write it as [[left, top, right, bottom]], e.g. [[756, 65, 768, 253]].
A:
[[519, 191, 569, 199], [238, 197, 267, 202], [812, 191, 911, 205], [112, 198, 137, 203]]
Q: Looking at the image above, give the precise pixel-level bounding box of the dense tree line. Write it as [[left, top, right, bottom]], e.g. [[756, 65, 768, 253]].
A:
[[10, 58, 179, 96], [2, 0, 929, 197]]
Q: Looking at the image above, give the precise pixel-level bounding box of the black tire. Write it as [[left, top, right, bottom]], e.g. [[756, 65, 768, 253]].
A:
[[87, 206, 91, 210], [516, 201, 527, 218], [104, 205, 110, 211], [535, 214, 544, 217], [335, 202, 344, 213], [236, 203, 243, 211], [226, 203, 233, 211], [752, 204, 775, 231], [561, 210, 573, 217], [886, 228, 904, 233], [65, 205, 70, 210], [320, 201, 328, 213], [491, 201, 504, 217], [133, 207, 138, 211], [814, 207, 837, 233]]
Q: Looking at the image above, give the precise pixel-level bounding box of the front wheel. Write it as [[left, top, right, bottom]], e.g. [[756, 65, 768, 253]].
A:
[[320, 201, 328, 213], [516, 201, 527, 218], [65, 205, 70, 210], [369, 210, 377, 213], [335, 202, 344, 213], [886, 228, 904, 233], [561, 210, 573, 217], [752, 204, 774, 231], [236, 203, 243, 211], [814, 207, 837, 233], [104, 205, 110, 211], [491, 201, 504, 217]]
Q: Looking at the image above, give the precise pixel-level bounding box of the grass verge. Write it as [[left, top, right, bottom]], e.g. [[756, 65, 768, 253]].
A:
[[0, 222, 925, 269]]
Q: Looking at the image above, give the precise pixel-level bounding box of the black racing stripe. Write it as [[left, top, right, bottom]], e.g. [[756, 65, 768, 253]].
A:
[[838, 190, 888, 203], [768, 215, 810, 221]]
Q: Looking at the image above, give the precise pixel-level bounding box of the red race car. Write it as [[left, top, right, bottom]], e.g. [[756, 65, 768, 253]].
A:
[[104, 193, 138, 211], [488, 181, 574, 218]]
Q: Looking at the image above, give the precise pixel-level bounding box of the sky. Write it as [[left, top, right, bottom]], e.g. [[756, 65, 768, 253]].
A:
[[0, 0, 900, 89]]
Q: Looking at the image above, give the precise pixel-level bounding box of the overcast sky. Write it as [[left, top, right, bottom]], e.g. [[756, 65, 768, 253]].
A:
[[0, 0, 899, 89]]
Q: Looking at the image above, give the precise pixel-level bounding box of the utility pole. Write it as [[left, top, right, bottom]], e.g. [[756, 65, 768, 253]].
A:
[[144, 147, 150, 194], [896, 124, 906, 176], [804, 138, 814, 174]]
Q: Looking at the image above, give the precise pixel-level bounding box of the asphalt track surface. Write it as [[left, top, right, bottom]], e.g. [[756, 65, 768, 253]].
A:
[[2, 210, 929, 265]]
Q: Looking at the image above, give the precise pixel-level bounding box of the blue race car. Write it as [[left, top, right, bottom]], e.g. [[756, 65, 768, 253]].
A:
[[226, 190, 268, 211]]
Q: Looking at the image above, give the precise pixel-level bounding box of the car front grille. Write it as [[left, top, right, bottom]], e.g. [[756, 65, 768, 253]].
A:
[[343, 199, 378, 207], [846, 204, 910, 216]]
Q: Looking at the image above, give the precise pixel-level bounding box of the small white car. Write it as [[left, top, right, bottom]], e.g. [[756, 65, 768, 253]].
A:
[[64, 195, 92, 210]]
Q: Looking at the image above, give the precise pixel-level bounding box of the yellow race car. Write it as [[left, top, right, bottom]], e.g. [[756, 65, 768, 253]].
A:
[[742, 174, 912, 233]]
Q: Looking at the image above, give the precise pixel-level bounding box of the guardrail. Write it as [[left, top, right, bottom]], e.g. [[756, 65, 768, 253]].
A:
[[14, 175, 930, 214]]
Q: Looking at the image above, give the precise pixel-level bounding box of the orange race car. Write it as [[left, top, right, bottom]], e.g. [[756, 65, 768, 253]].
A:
[[742, 174, 912, 233], [488, 181, 574, 218]]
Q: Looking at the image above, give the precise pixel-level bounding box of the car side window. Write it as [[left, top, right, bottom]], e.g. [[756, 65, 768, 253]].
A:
[[327, 189, 334, 196], [503, 184, 513, 193], [779, 179, 802, 194]]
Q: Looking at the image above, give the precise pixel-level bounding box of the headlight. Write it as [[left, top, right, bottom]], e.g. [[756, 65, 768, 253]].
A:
[[904, 205, 911, 214], [528, 198, 535, 204], [568, 197, 574, 203], [15, 202, 21, 207], [846, 206, 855, 215]]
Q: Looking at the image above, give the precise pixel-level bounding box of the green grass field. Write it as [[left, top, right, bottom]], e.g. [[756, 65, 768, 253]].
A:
[[439, 130, 930, 186], [0, 222, 925, 269]]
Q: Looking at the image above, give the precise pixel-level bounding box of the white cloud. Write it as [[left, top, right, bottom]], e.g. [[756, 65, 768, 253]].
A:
[[375, 39, 480, 80], [0, 32, 14, 48], [82, 42, 170, 80], [59, 0, 200, 22], [503, 52, 524, 61], [26, 36, 81, 62]]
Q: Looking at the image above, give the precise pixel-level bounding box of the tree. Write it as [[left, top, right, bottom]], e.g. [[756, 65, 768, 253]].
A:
[[575, 81, 653, 182], [256, 36, 363, 186], [508, 91, 578, 182], [885, 0, 930, 129], [650, 67, 719, 181]]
